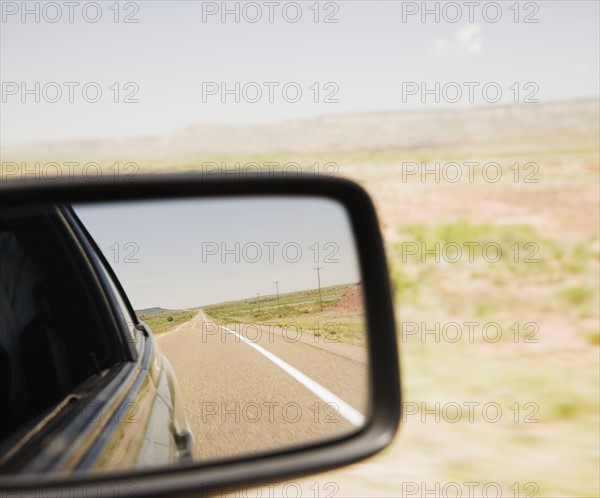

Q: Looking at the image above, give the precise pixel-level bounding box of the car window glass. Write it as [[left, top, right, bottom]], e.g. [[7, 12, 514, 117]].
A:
[[94, 257, 138, 348]]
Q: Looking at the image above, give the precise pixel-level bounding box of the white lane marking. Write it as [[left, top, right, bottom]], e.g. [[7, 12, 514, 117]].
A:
[[157, 313, 199, 340], [220, 325, 365, 427]]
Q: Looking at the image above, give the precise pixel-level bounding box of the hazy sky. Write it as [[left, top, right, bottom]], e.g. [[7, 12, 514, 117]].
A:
[[1, 0, 598, 144], [74, 197, 361, 309]]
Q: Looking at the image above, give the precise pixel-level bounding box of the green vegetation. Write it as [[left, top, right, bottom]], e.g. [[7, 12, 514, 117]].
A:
[[584, 330, 600, 346], [202, 283, 366, 346], [203, 283, 352, 320], [388, 264, 418, 304], [390, 220, 598, 315], [558, 285, 598, 318], [559, 285, 595, 306], [137, 309, 196, 335], [399, 220, 558, 278]]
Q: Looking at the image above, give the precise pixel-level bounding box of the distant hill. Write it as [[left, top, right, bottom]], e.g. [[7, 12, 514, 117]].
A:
[[135, 307, 172, 316], [2, 99, 598, 160]]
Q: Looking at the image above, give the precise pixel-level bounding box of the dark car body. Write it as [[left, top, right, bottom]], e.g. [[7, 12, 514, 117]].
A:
[[0, 204, 193, 474]]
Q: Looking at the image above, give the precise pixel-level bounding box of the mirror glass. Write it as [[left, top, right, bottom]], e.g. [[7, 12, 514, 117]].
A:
[[0, 197, 369, 475]]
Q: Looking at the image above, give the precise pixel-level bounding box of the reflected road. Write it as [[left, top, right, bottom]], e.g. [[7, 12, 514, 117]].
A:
[[156, 311, 368, 461]]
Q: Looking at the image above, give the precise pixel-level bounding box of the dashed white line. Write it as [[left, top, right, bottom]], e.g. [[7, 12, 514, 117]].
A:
[[156, 313, 200, 340]]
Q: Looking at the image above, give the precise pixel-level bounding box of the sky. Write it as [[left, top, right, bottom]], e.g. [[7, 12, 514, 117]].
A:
[[1, 0, 598, 145], [74, 197, 361, 309]]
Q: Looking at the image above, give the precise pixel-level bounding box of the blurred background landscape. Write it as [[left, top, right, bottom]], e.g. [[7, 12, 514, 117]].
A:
[[2, 0, 598, 495], [2, 97, 598, 496]]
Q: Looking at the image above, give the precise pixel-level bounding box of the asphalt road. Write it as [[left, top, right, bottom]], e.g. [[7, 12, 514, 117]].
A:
[[156, 311, 368, 462]]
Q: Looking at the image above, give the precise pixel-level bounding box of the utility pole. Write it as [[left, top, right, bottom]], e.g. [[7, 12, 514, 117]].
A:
[[314, 266, 323, 312], [256, 293, 260, 313], [274, 281, 281, 316]]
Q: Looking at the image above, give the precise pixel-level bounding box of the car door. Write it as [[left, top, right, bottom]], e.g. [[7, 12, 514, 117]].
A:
[[66, 203, 194, 470], [0, 204, 192, 473]]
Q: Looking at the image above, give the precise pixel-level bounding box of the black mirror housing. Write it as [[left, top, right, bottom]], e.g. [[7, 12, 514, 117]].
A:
[[0, 173, 400, 497]]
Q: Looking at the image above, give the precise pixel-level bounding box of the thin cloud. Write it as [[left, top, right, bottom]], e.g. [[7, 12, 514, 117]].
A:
[[456, 24, 483, 54], [432, 38, 450, 55], [432, 24, 483, 56]]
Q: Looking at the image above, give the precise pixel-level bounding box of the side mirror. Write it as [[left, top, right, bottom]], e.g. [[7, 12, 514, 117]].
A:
[[0, 174, 400, 497]]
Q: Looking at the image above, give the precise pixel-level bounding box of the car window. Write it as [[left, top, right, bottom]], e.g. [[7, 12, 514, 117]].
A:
[[93, 256, 139, 350], [0, 208, 123, 446]]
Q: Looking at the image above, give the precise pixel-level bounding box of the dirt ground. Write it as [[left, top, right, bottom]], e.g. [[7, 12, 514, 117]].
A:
[[278, 143, 599, 497]]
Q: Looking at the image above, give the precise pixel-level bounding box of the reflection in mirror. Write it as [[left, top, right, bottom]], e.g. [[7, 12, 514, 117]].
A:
[[0, 197, 368, 476]]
